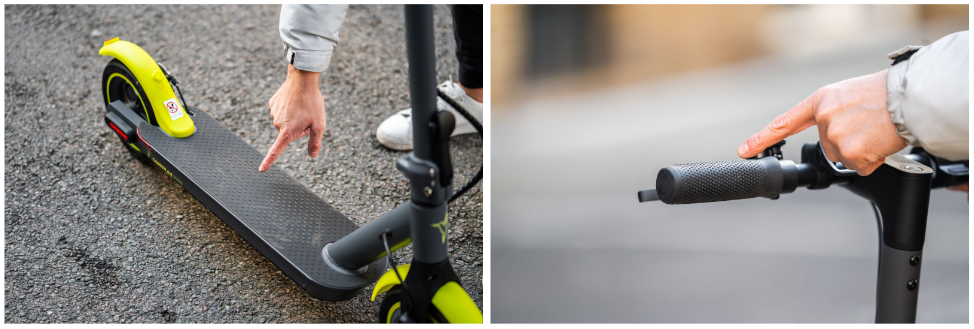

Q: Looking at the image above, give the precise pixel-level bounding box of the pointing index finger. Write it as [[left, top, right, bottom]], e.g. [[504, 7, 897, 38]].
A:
[[738, 92, 820, 158], [260, 131, 292, 172]]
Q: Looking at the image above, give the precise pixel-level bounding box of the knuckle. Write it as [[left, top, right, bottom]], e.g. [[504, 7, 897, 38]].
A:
[[815, 109, 832, 123], [838, 143, 864, 165], [815, 102, 837, 120], [861, 152, 881, 166], [746, 134, 762, 150], [812, 87, 833, 109], [824, 127, 841, 144], [816, 85, 833, 97], [769, 115, 789, 133], [858, 163, 878, 176], [836, 144, 853, 161]]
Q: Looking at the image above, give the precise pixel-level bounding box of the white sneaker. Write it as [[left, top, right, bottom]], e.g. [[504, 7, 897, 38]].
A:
[[376, 81, 483, 151]]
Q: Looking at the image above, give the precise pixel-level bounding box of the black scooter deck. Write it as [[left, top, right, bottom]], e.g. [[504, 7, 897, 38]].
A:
[[137, 107, 385, 301]]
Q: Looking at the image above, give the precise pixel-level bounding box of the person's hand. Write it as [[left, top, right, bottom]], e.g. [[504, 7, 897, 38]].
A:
[[737, 69, 907, 176], [259, 64, 327, 172]]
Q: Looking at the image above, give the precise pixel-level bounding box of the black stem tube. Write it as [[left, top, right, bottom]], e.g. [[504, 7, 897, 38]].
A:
[[404, 5, 437, 162]]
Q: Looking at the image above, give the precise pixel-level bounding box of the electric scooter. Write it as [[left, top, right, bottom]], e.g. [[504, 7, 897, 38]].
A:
[[637, 140, 968, 323], [100, 5, 482, 323]]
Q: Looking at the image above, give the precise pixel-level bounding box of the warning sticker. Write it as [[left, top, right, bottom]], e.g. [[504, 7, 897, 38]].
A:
[[163, 98, 184, 121]]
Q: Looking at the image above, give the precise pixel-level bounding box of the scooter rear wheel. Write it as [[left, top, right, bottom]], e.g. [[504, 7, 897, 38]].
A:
[[102, 59, 151, 162]]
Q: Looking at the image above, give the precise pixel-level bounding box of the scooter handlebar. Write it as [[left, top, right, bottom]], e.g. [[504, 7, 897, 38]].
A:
[[654, 156, 785, 204], [640, 142, 968, 205]]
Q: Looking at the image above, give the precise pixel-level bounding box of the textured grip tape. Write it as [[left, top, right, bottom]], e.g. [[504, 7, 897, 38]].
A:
[[656, 157, 783, 204]]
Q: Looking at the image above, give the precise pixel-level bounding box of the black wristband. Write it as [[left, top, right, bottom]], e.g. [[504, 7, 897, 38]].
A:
[[891, 48, 919, 66]]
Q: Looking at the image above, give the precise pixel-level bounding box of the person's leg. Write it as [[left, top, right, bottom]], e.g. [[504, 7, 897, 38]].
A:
[[450, 4, 483, 102], [375, 5, 484, 151]]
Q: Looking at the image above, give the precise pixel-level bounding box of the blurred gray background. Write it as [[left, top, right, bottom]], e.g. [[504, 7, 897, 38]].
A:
[[491, 4, 968, 323]]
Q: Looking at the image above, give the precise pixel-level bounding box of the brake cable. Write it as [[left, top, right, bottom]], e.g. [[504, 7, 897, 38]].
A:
[[381, 230, 407, 288], [156, 62, 190, 112]]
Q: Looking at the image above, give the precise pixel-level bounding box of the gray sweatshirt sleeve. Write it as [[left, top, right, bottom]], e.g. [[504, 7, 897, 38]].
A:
[[887, 31, 969, 161], [279, 4, 349, 73]]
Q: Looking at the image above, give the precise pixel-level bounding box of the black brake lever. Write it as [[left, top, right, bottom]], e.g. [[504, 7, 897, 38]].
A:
[[909, 147, 969, 189], [815, 141, 858, 176]]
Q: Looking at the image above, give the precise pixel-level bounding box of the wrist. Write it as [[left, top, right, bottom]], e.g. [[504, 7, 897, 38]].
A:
[[286, 64, 321, 89]]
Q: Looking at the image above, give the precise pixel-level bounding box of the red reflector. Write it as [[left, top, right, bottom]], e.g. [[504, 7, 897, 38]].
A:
[[109, 122, 128, 141], [137, 127, 152, 152]]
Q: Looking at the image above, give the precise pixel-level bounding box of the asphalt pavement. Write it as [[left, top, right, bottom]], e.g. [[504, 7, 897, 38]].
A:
[[4, 4, 482, 323]]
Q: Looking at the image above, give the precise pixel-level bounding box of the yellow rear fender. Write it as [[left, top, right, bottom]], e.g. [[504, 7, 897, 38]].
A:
[[99, 38, 194, 138]]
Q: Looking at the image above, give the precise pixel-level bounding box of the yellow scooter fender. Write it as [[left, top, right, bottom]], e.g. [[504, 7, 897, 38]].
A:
[[99, 38, 194, 138], [371, 264, 483, 323], [371, 264, 411, 301]]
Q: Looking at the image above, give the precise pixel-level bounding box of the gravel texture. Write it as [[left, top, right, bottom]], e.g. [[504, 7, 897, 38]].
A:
[[5, 4, 482, 323]]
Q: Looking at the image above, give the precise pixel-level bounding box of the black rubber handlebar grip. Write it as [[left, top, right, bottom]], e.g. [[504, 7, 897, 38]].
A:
[[655, 157, 784, 204]]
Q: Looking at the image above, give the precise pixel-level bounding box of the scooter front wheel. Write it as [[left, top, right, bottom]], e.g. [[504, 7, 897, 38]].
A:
[[377, 285, 447, 323], [378, 286, 405, 323]]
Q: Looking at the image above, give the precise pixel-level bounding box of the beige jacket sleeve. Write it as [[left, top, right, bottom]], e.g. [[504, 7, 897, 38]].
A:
[[279, 4, 349, 73], [887, 30, 969, 161]]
